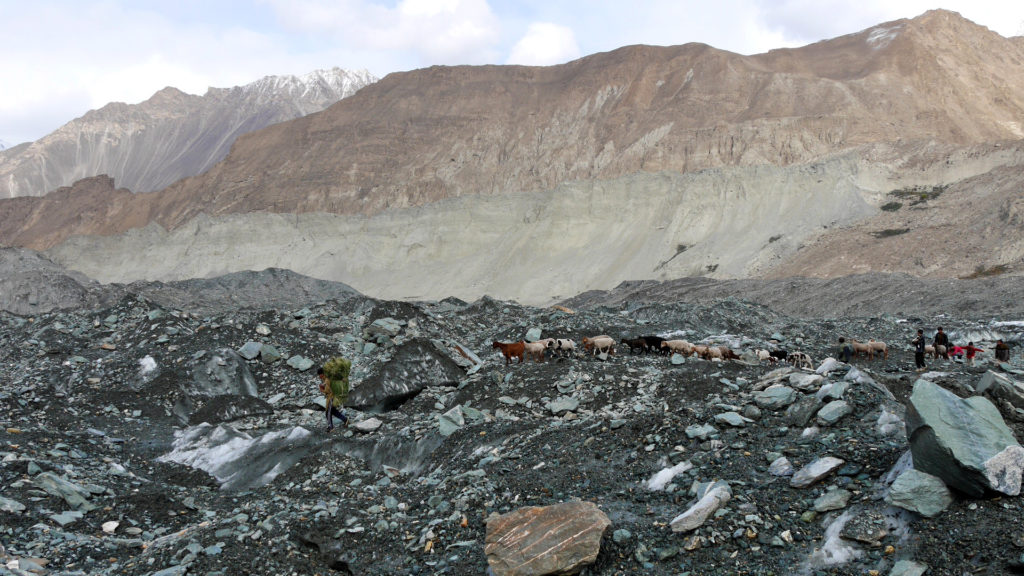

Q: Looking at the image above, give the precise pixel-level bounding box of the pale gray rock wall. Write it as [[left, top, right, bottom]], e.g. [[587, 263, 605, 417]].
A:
[[44, 155, 886, 306]]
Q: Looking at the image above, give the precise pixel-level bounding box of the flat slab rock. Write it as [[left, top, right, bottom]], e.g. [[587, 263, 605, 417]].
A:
[[485, 501, 610, 576]]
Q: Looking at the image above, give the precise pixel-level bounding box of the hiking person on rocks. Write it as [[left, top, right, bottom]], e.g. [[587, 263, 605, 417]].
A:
[[838, 337, 854, 363], [317, 357, 351, 432], [912, 329, 927, 372], [995, 339, 1011, 364], [962, 342, 984, 366], [933, 327, 950, 360]]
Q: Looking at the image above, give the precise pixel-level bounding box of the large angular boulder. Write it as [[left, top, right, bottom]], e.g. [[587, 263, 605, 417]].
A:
[[485, 501, 610, 576], [906, 379, 1024, 497], [974, 370, 1024, 410], [174, 348, 261, 425], [349, 338, 465, 411], [187, 348, 258, 398]]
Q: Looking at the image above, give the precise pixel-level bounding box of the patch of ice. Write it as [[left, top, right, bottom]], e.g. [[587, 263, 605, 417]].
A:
[[992, 321, 1024, 328], [799, 510, 863, 573], [876, 407, 904, 437], [158, 423, 314, 490], [866, 25, 902, 49], [138, 356, 157, 375]]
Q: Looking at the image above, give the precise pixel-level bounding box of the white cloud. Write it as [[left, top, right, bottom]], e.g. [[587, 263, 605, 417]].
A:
[[262, 0, 501, 65], [507, 22, 580, 66], [3, 0, 1024, 145]]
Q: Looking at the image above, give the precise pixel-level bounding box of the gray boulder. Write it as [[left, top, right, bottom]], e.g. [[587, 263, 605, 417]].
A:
[[785, 395, 823, 427], [886, 469, 953, 518], [789, 373, 824, 392], [237, 341, 262, 360], [906, 379, 1024, 496], [753, 385, 798, 410], [790, 456, 845, 488], [349, 338, 465, 412], [363, 317, 404, 341], [974, 370, 1024, 410], [438, 406, 466, 437], [813, 488, 852, 512], [286, 355, 315, 371], [187, 348, 258, 397], [816, 400, 853, 426]]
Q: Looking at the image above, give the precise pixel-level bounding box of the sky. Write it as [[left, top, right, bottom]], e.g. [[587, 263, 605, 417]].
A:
[[2, 0, 1024, 147]]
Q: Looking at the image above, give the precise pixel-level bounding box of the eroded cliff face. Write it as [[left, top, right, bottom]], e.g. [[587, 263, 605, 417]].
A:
[[40, 143, 1023, 305], [0, 68, 376, 197]]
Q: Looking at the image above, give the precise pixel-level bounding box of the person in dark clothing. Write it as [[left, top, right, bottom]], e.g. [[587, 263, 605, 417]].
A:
[[995, 340, 1011, 364], [838, 337, 854, 363], [933, 327, 950, 360], [912, 329, 927, 371]]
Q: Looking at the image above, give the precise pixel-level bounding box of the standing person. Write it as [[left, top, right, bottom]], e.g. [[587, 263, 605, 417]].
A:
[[995, 339, 1011, 364], [912, 329, 927, 372], [838, 337, 854, 363], [933, 327, 950, 360], [962, 342, 984, 366], [317, 357, 351, 432]]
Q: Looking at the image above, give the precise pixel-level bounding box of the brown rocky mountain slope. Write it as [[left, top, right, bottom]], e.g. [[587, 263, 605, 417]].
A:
[[1, 10, 1022, 304], [4, 10, 1024, 251]]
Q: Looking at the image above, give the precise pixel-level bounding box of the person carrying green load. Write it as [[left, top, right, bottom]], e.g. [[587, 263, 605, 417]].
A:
[[317, 357, 350, 431]]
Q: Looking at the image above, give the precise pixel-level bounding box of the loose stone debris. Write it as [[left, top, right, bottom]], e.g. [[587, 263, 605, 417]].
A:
[[0, 270, 1023, 575]]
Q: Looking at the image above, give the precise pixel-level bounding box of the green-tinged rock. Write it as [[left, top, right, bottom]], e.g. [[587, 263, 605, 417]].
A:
[[907, 379, 1024, 496], [816, 400, 852, 426], [790, 456, 844, 488], [34, 471, 95, 511], [886, 469, 953, 518], [547, 397, 580, 415], [238, 341, 262, 360], [753, 385, 798, 409], [287, 355, 315, 371], [259, 344, 282, 363], [813, 488, 852, 512], [438, 406, 465, 436], [0, 495, 26, 513]]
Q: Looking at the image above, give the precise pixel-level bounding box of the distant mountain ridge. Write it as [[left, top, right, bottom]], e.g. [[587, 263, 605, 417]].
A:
[[0, 67, 377, 197], [2, 10, 1023, 305]]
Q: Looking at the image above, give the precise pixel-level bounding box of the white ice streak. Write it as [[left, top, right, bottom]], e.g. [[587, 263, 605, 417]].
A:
[[159, 423, 311, 489], [138, 355, 157, 375], [647, 460, 693, 491], [799, 510, 863, 573]]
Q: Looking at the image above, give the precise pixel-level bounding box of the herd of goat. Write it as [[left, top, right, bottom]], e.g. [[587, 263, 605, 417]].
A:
[[491, 335, 891, 369]]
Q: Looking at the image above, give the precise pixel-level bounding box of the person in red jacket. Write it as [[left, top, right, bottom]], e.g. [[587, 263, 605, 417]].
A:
[[949, 344, 965, 361], [962, 342, 984, 366]]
